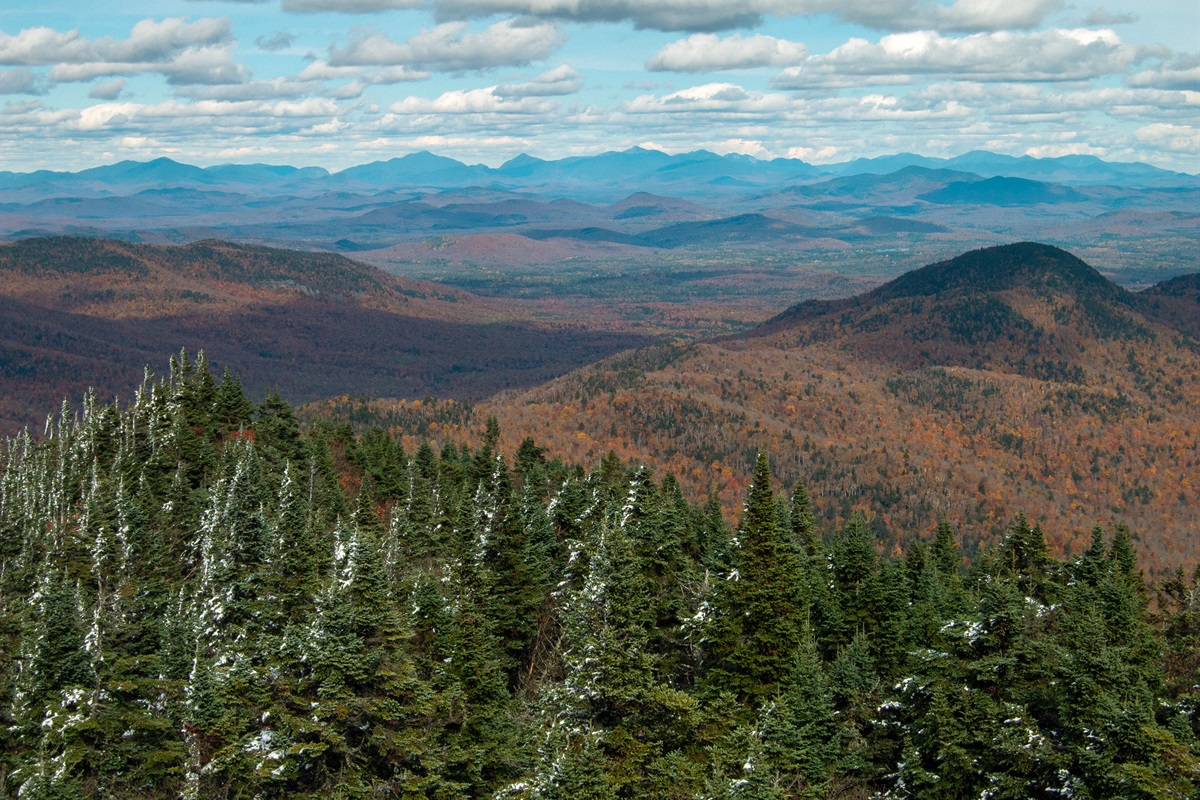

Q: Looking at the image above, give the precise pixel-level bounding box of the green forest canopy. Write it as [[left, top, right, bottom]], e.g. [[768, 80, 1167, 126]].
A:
[[1, 351, 1197, 799]]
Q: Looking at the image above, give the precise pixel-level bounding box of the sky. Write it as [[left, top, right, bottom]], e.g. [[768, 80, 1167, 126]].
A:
[[1, 0, 1197, 173]]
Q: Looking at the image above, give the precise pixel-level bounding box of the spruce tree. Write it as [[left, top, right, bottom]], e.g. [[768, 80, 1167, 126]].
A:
[[703, 451, 805, 703]]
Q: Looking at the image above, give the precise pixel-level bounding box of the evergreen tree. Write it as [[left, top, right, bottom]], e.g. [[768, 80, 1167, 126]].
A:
[[703, 451, 806, 703], [212, 368, 255, 432], [760, 626, 842, 797], [828, 514, 881, 649], [1, 359, 1195, 800], [789, 479, 818, 558]]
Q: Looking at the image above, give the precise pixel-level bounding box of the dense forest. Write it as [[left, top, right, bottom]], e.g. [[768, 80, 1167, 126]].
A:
[[2, 352, 1197, 799]]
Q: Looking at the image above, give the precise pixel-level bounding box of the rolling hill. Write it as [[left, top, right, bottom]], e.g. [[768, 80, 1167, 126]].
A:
[[0, 236, 650, 435]]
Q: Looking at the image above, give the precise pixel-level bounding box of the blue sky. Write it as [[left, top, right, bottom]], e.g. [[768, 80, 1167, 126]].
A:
[[1, 0, 1197, 172]]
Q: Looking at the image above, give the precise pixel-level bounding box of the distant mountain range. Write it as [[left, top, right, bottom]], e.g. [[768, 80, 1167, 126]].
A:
[[2, 148, 1194, 203], [4, 151, 1195, 284], [3, 150, 1197, 317]]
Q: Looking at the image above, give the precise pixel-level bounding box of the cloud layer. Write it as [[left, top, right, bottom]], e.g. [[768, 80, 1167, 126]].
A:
[[647, 34, 807, 71], [0, 2, 1195, 173], [329, 19, 564, 71], [432, 0, 1063, 33], [774, 28, 1152, 87]]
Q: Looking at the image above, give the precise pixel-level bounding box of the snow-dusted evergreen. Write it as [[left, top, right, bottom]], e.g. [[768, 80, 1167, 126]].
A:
[[0, 352, 1195, 799]]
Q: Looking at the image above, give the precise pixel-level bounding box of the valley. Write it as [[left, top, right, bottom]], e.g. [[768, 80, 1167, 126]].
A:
[[2, 154, 1198, 577], [0, 236, 650, 435]]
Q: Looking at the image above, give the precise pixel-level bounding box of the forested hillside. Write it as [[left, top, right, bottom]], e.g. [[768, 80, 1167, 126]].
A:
[[380, 243, 1196, 575], [0, 237, 649, 436], [2, 353, 1197, 798]]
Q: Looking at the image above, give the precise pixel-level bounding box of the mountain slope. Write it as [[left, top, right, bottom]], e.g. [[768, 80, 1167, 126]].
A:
[[1139, 272, 1200, 338], [459, 243, 1199, 573], [0, 237, 650, 434], [919, 176, 1088, 206], [750, 242, 1159, 374]]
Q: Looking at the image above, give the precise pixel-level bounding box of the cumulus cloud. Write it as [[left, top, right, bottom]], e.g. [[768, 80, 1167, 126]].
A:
[[88, 78, 126, 99], [389, 86, 556, 113], [434, 0, 770, 32], [1134, 122, 1199, 153], [786, 144, 840, 162], [929, 0, 1063, 33], [624, 82, 792, 116], [330, 19, 563, 71], [647, 34, 806, 72], [284, 0, 424, 11], [174, 77, 320, 100], [1, 18, 231, 65], [0, 95, 346, 148], [1128, 54, 1200, 91], [494, 65, 580, 97], [0, 18, 243, 85], [903, 80, 1198, 126], [297, 60, 430, 83], [0, 67, 47, 95], [255, 31, 297, 51], [1024, 141, 1107, 158], [774, 28, 1148, 88], [432, 0, 1061, 33]]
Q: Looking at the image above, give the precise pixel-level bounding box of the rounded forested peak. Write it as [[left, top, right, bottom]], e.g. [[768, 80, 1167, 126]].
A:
[[0, 234, 149, 275], [873, 242, 1115, 301], [748, 242, 1124, 340], [1142, 271, 1200, 297]]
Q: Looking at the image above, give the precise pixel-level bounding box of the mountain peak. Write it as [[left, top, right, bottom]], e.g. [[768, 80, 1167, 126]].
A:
[[501, 153, 544, 169], [753, 242, 1141, 349], [874, 242, 1114, 300]]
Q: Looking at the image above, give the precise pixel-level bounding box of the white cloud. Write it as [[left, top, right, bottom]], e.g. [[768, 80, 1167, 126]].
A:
[[394, 133, 530, 150], [1134, 122, 1200, 153], [88, 78, 126, 99], [1024, 141, 1107, 158], [46, 45, 244, 85], [0, 66, 47, 95], [296, 60, 430, 83], [388, 86, 555, 113], [0, 96, 346, 145], [494, 64, 580, 97], [930, 0, 1063, 33], [434, 0, 772, 32], [1128, 54, 1200, 91], [647, 34, 806, 72], [900, 80, 1199, 127], [1, 19, 244, 86], [1067, 86, 1200, 121], [330, 19, 563, 71], [706, 137, 773, 157], [1083, 7, 1138, 26], [296, 60, 357, 81], [255, 31, 297, 52], [774, 28, 1148, 88], [624, 82, 792, 116], [174, 77, 319, 100], [786, 144, 840, 162], [432, 0, 1061, 33], [283, 0, 425, 11], [1, 18, 232, 65]]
